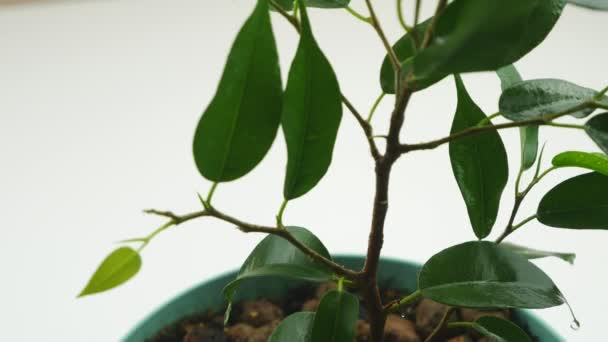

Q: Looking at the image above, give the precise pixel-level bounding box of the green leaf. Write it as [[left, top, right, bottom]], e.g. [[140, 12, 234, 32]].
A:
[[272, 0, 294, 11], [269, 312, 315, 342], [311, 290, 359, 342], [552, 151, 608, 176], [496, 65, 539, 171], [222, 227, 333, 318], [282, 3, 343, 200], [538, 172, 608, 229], [418, 241, 565, 309], [306, 0, 351, 8], [472, 316, 532, 342], [585, 113, 608, 154], [193, 0, 283, 182], [79, 247, 141, 297], [272, 0, 351, 10], [449, 76, 509, 239], [568, 0, 608, 10], [501, 243, 576, 265], [407, 0, 566, 89], [379, 23, 428, 94], [499, 79, 604, 121]]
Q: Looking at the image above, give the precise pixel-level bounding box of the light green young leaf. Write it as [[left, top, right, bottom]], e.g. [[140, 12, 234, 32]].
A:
[[501, 243, 576, 265], [311, 290, 359, 342], [499, 79, 605, 121], [79, 247, 141, 297], [538, 172, 608, 230], [449, 76, 509, 239], [193, 0, 283, 182], [282, 1, 343, 200], [269, 312, 315, 342], [568, 0, 608, 10], [419, 241, 565, 309], [585, 113, 608, 154], [552, 151, 608, 176], [473, 316, 532, 342], [496, 65, 539, 170]]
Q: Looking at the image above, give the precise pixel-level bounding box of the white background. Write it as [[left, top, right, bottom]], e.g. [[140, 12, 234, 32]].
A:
[[1, 0, 607, 341]]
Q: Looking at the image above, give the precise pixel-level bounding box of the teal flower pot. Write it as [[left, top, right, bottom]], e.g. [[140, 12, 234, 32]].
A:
[[124, 256, 563, 341]]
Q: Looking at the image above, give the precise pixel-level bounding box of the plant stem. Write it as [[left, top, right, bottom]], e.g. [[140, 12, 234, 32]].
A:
[[397, 0, 414, 35], [400, 100, 596, 153], [345, 5, 373, 24], [367, 92, 386, 123], [424, 307, 454, 342], [143, 207, 359, 279], [414, 0, 422, 27], [365, 0, 401, 72], [269, 0, 300, 32], [206, 182, 218, 204], [362, 86, 414, 342], [547, 122, 585, 130], [476, 112, 501, 127], [276, 199, 288, 228], [496, 166, 556, 243], [385, 290, 422, 313], [447, 321, 474, 329], [511, 214, 538, 231], [420, 0, 448, 49], [343, 95, 383, 160]]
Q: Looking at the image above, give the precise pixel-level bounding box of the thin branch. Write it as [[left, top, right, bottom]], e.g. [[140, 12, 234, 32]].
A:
[[414, 0, 422, 27], [397, 0, 414, 35], [365, 0, 401, 72], [424, 307, 454, 342], [367, 92, 386, 123], [420, 0, 448, 49], [269, 0, 300, 32], [143, 207, 359, 278], [385, 290, 422, 313], [400, 118, 546, 153], [342, 95, 383, 160], [345, 5, 373, 24]]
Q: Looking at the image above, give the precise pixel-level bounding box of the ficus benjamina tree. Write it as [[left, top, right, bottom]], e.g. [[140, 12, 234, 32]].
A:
[[80, 0, 608, 341]]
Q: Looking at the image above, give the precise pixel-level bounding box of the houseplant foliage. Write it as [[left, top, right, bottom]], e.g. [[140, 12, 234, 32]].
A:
[[81, 0, 608, 341]]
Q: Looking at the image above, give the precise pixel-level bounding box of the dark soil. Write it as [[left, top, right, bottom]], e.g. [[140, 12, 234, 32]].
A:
[[149, 283, 539, 342]]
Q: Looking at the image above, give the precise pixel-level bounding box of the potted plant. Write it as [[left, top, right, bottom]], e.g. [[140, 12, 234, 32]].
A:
[[80, 0, 608, 341]]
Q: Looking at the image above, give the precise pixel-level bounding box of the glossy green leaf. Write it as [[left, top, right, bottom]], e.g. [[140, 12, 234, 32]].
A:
[[79, 247, 141, 297], [538, 172, 608, 229], [499, 79, 604, 121], [449, 76, 509, 239], [406, 0, 566, 89], [223, 227, 333, 317], [379, 22, 428, 94], [497, 65, 539, 170], [568, 0, 608, 10], [552, 151, 608, 175], [585, 113, 608, 154], [472, 316, 532, 342], [269, 312, 315, 342], [272, 0, 294, 11], [272, 0, 351, 10], [311, 290, 359, 342], [193, 0, 282, 182], [282, 3, 342, 200], [419, 241, 564, 308], [501, 243, 576, 265]]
